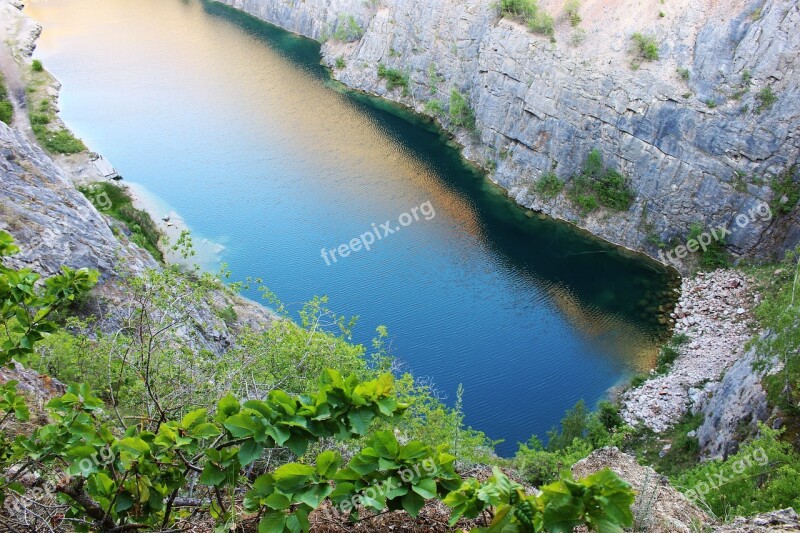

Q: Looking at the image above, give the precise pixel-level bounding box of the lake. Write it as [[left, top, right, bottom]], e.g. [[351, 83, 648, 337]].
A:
[[27, 0, 677, 455]]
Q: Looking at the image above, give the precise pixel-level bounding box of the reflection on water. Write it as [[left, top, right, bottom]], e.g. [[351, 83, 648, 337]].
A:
[[27, 0, 678, 454]]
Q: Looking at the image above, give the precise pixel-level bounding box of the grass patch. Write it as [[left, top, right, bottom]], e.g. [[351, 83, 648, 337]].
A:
[[31, 59, 43, 72], [78, 182, 164, 262], [334, 56, 346, 69], [32, 126, 86, 154]]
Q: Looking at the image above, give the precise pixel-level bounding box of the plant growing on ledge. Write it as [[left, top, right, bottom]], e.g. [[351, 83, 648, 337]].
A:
[[535, 172, 565, 199], [332, 14, 364, 42], [377, 63, 410, 95], [449, 89, 476, 131], [567, 149, 636, 214], [631, 32, 660, 61]]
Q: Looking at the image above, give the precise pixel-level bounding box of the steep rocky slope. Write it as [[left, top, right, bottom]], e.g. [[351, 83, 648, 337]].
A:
[[221, 0, 800, 268], [0, 119, 273, 355]]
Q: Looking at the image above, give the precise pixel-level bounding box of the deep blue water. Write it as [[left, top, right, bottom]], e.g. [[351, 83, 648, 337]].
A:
[[28, 0, 677, 455]]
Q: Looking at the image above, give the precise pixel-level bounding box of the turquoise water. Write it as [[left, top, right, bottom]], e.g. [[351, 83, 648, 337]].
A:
[[28, 0, 677, 455]]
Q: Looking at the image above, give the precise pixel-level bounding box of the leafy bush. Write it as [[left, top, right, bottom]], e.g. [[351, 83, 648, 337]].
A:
[[564, 0, 581, 26], [0, 75, 11, 125], [449, 89, 476, 130], [31, 59, 43, 72], [334, 56, 346, 69], [528, 11, 555, 38], [535, 172, 565, 199], [769, 166, 800, 215], [377, 64, 409, 95], [687, 222, 730, 270], [500, 0, 554, 39], [567, 149, 635, 213], [756, 85, 777, 113], [78, 182, 163, 262], [500, 0, 538, 20], [333, 15, 363, 42], [0, 101, 10, 126], [424, 98, 445, 116], [632, 32, 659, 61]]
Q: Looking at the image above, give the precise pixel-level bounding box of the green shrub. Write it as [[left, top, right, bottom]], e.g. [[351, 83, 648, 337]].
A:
[[78, 182, 163, 262], [31, 59, 43, 72], [769, 166, 800, 215], [0, 101, 11, 126], [449, 89, 476, 130], [677, 67, 690, 80], [424, 98, 445, 116], [756, 85, 777, 113], [687, 222, 730, 270], [595, 169, 635, 210], [0, 74, 11, 125], [535, 172, 565, 199], [632, 32, 659, 61], [334, 56, 346, 69], [29, 112, 50, 125], [528, 11, 555, 37], [564, 0, 581, 26], [500, 0, 538, 20], [332, 15, 363, 42], [377, 63, 409, 94], [567, 150, 635, 213]]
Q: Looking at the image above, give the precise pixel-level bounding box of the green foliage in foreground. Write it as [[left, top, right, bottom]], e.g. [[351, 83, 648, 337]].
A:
[[567, 149, 635, 214], [0, 233, 636, 532], [78, 182, 164, 262], [0, 231, 98, 366]]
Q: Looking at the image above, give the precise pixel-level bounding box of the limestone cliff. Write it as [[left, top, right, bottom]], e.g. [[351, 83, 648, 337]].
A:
[[220, 0, 800, 267]]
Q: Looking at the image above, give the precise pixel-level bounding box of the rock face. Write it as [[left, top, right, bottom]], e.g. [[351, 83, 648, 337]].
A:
[[220, 0, 800, 268], [692, 343, 774, 459], [0, 121, 159, 278], [0, 120, 273, 356]]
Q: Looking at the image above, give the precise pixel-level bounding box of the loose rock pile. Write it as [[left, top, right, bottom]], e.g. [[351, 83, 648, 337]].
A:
[[622, 269, 757, 432]]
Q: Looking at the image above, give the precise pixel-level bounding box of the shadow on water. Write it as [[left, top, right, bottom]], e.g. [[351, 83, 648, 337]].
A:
[[201, 0, 681, 334]]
